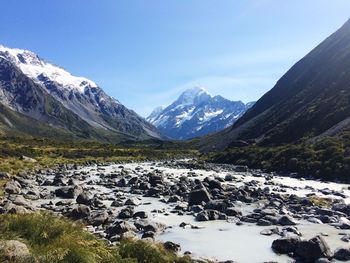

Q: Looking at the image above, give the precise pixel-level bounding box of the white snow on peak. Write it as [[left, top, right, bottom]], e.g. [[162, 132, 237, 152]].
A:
[[0, 45, 97, 93], [177, 86, 211, 105]]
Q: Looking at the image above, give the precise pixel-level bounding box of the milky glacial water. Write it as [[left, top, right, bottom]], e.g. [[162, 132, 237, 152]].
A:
[[32, 161, 350, 262]]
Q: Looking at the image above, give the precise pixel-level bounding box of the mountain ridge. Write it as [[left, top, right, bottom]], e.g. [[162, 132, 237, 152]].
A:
[[148, 87, 254, 140], [0, 45, 162, 142]]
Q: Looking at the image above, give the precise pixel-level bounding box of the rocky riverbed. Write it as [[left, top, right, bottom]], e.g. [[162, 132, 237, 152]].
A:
[[1, 159, 350, 262]]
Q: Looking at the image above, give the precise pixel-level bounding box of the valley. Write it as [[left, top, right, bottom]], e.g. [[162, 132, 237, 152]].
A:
[[0, 3, 350, 263], [2, 159, 350, 262]]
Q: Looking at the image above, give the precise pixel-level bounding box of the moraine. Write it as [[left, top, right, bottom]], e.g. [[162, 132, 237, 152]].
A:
[[2, 159, 350, 262]]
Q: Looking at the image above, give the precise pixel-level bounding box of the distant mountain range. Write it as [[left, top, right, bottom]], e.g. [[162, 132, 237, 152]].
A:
[[0, 45, 162, 142], [147, 87, 254, 140], [200, 19, 350, 151]]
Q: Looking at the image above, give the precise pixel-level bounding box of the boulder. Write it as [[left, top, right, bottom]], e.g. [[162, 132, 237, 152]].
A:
[[278, 215, 298, 226], [295, 236, 332, 262], [188, 188, 211, 206], [3, 203, 28, 214], [143, 222, 166, 233], [163, 241, 181, 252], [76, 192, 92, 205], [271, 237, 300, 254], [334, 248, 350, 261], [5, 180, 21, 194], [55, 185, 83, 199], [118, 207, 134, 219], [20, 155, 37, 163], [0, 240, 31, 261], [89, 211, 108, 226], [0, 172, 10, 180], [133, 211, 148, 219], [124, 198, 141, 206], [105, 221, 137, 238], [69, 205, 91, 219]]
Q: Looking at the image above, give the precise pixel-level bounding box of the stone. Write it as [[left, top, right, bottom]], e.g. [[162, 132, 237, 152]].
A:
[[334, 248, 350, 261], [20, 155, 37, 163], [163, 241, 180, 252], [0, 240, 30, 261], [143, 222, 166, 233], [271, 237, 300, 254], [277, 215, 298, 226], [118, 207, 134, 219], [0, 172, 10, 180], [55, 185, 83, 199], [89, 211, 108, 226], [133, 211, 148, 219], [76, 192, 92, 205], [105, 221, 137, 238], [226, 207, 242, 217], [125, 198, 141, 206], [188, 188, 211, 206], [69, 205, 91, 219], [5, 180, 21, 194], [295, 236, 332, 262]]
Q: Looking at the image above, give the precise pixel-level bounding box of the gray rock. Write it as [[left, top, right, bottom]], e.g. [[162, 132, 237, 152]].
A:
[[226, 207, 242, 217], [0, 172, 10, 180], [118, 207, 134, 219], [76, 192, 93, 205], [0, 240, 31, 261], [124, 198, 141, 206], [89, 211, 108, 226], [105, 221, 137, 238], [334, 248, 350, 261], [3, 203, 28, 214], [55, 185, 83, 199], [69, 204, 91, 219], [271, 237, 300, 254], [278, 215, 298, 226], [133, 211, 148, 219], [163, 241, 180, 252], [295, 236, 332, 262], [5, 180, 21, 194], [188, 188, 211, 206]]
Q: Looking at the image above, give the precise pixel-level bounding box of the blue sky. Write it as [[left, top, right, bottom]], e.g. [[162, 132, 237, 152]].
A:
[[1, 1, 349, 116]]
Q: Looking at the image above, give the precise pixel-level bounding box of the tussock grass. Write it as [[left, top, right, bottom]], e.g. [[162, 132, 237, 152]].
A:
[[119, 239, 193, 263], [0, 213, 203, 263], [0, 213, 121, 263], [309, 196, 332, 208]]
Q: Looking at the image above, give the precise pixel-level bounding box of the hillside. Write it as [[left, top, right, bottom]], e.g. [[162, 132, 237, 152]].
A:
[[201, 19, 350, 151], [0, 45, 162, 142]]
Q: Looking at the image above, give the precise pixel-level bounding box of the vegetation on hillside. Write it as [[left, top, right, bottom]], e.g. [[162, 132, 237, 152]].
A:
[[0, 136, 196, 175], [0, 212, 200, 263], [205, 132, 350, 182]]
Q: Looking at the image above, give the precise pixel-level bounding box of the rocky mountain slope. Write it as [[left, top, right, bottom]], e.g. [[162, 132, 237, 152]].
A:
[[147, 87, 254, 140], [201, 19, 350, 151], [0, 45, 162, 141]]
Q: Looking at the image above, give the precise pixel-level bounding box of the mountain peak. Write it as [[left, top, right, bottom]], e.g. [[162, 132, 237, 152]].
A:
[[0, 44, 97, 93], [176, 86, 211, 106], [147, 88, 254, 140]]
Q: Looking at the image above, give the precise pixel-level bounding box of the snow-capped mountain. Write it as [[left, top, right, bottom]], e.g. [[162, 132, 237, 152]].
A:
[[0, 45, 162, 141], [147, 87, 254, 140]]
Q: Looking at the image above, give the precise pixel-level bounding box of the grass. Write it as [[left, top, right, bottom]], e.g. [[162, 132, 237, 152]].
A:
[[309, 196, 332, 208], [0, 213, 203, 263], [204, 132, 350, 182], [0, 136, 202, 262]]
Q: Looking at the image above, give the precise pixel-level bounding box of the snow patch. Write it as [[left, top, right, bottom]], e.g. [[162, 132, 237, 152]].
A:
[[0, 45, 97, 93]]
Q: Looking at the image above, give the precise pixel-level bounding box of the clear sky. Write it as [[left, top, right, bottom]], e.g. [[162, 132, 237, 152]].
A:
[[1, 0, 349, 116]]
